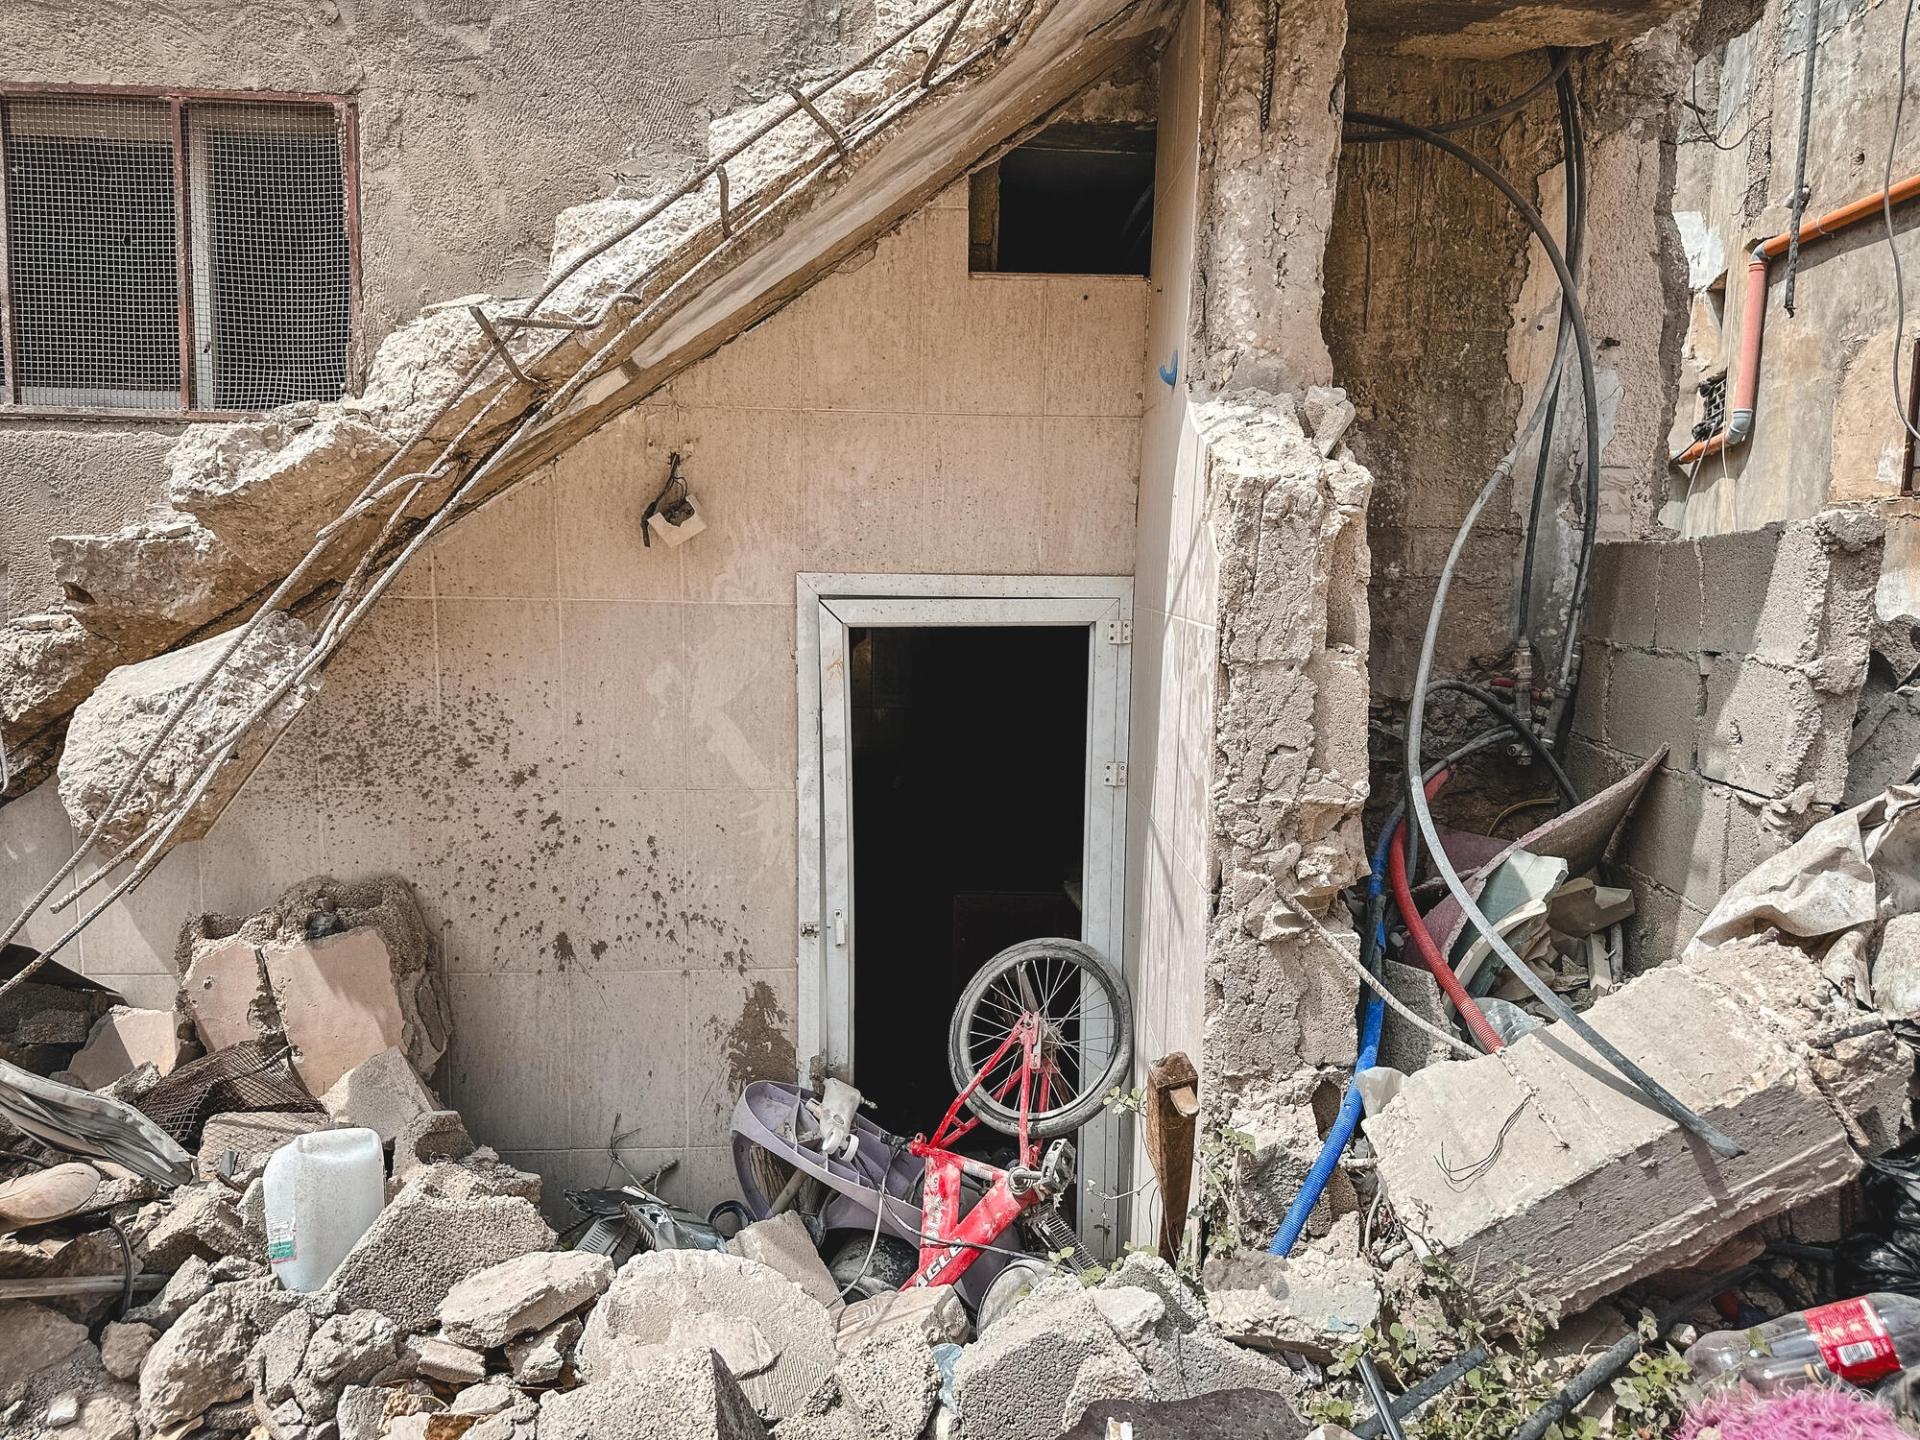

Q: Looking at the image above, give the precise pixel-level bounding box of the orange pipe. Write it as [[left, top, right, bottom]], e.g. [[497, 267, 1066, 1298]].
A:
[[1672, 173, 1920, 468]]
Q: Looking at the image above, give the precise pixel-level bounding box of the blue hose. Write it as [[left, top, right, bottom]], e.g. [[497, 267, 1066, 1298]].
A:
[[1267, 824, 1394, 1257]]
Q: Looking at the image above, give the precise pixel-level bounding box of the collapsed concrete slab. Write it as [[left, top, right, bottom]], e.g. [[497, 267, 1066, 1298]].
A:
[[727, 1213, 844, 1314], [325, 1183, 555, 1334], [177, 874, 450, 1083], [1365, 936, 1912, 1315], [437, 1250, 614, 1349], [952, 1277, 1152, 1440], [577, 1251, 835, 1422], [1203, 1219, 1381, 1362], [538, 1346, 769, 1440], [137, 1278, 300, 1430], [57, 611, 314, 852]]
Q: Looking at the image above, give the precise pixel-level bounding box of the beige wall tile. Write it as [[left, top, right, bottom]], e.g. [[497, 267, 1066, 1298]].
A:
[[569, 969, 690, 1149], [1043, 279, 1148, 418], [0, 783, 73, 954], [682, 604, 796, 791], [77, 842, 196, 982], [436, 598, 565, 787], [433, 467, 558, 599], [446, 972, 574, 1151], [675, 409, 799, 605], [561, 601, 690, 787], [551, 412, 685, 603], [797, 411, 936, 572], [686, 967, 797, 1144], [795, 219, 930, 414], [565, 787, 796, 973], [298, 596, 440, 796]]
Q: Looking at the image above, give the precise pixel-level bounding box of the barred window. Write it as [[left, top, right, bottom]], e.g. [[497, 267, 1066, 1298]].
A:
[[0, 92, 357, 416]]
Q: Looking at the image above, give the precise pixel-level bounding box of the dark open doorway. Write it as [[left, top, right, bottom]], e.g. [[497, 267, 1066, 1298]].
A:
[[849, 625, 1090, 1140]]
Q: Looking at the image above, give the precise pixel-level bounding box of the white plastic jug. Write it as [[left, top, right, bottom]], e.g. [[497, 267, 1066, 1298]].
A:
[[261, 1127, 384, 1291]]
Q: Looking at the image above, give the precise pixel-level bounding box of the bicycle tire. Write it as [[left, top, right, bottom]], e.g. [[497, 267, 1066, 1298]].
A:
[[946, 938, 1132, 1140]]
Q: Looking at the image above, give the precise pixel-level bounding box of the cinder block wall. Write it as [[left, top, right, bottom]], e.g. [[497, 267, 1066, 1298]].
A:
[[1567, 509, 1883, 967]]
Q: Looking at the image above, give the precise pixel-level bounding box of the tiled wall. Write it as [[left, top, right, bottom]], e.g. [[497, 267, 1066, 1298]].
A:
[[1125, 2, 1215, 1249], [0, 185, 1147, 1215]]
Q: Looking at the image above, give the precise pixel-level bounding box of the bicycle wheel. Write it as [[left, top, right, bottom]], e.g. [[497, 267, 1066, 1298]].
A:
[[947, 938, 1132, 1140]]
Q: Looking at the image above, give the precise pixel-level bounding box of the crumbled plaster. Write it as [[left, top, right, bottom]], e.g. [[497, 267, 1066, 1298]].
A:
[[1190, 0, 1345, 396], [1193, 392, 1373, 1242]]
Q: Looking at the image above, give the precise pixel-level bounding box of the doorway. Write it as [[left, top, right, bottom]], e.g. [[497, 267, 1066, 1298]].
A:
[[849, 623, 1088, 1137], [797, 575, 1133, 1247]]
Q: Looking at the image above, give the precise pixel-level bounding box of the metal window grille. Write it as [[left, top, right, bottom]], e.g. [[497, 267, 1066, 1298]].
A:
[[0, 90, 357, 416], [1691, 373, 1728, 443]]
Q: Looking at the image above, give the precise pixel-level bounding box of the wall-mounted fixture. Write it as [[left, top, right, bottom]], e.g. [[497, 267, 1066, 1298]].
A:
[[643, 451, 706, 548]]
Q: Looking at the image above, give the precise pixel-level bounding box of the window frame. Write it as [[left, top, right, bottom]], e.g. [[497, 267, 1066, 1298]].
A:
[[0, 83, 362, 422]]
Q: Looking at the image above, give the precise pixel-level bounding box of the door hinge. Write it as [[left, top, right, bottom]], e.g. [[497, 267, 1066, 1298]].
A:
[[1104, 761, 1128, 787], [1104, 619, 1133, 645]]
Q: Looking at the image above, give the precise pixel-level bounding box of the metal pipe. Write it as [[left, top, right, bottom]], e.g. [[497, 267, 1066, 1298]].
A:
[[1673, 172, 1920, 465]]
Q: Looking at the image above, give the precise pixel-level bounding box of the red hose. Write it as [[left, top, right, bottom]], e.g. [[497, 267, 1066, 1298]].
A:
[[1386, 773, 1506, 1054]]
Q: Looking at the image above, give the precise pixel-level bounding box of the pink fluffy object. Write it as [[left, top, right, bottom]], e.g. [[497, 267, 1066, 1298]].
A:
[[1673, 1386, 1908, 1439]]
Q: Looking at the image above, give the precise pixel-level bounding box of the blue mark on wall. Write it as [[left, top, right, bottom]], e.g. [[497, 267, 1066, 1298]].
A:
[[1158, 351, 1179, 388]]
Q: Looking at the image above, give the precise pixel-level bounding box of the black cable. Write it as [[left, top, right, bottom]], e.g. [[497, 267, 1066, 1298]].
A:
[[1510, 1266, 1757, 1440], [1782, 0, 1821, 316], [1353, 1346, 1492, 1440], [1423, 681, 1580, 804], [1342, 49, 1572, 143], [1359, 1354, 1409, 1440], [1376, 109, 1740, 1161], [1517, 62, 1586, 639]]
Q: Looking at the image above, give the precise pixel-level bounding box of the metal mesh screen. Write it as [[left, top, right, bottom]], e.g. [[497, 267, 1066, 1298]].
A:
[[3, 98, 180, 411], [189, 104, 351, 410], [1, 93, 352, 415], [135, 1039, 320, 1147]]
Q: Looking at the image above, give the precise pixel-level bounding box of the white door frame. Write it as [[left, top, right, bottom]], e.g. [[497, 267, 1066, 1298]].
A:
[[795, 572, 1135, 1248]]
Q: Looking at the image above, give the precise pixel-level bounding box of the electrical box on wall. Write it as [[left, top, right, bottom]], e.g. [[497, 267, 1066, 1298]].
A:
[[647, 497, 706, 547]]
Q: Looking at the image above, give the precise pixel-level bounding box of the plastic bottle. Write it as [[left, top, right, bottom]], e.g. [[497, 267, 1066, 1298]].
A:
[[261, 1127, 384, 1291], [1685, 1293, 1920, 1392]]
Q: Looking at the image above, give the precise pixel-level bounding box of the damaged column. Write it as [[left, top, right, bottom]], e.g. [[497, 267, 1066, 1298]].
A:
[[1196, 392, 1374, 1243]]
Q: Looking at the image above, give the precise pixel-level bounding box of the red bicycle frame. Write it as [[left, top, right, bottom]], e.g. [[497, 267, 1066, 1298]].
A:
[[904, 1011, 1059, 1290]]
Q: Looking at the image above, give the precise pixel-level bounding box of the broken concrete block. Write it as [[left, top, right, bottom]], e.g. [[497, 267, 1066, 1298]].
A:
[[1874, 912, 1920, 1018], [325, 1184, 554, 1334], [265, 929, 410, 1097], [97, 1322, 154, 1383], [141, 1183, 257, 1270], [1203, 1241, 1381, 1362], [58, 610, 315, 851], [320, 1046, 440, 1143], [727, 1212, 843, 1313], [179, 939, 276, 1053], [295, 1309, 400, 1415], [195, 1110, 330, 1184], [0, 1302, 89, 1391], [66, 1007, 188, 1091], [1365, 936, 1909, 1315], [577, 1251, 835, 1421], [138, 1279, 299, 1430], [253, 1307, 315, 1406], [394, 1156, 542, 1208], [835, 1285, 971, 1353], [834, 1330, 940, 1440], [437, 1249, 613, 1349], [413, 1336, 487, 1385], [125, 1253, 212, 1327], [1061, 1389, 1312, 1440], [337, 1385, 387, 1440], [539, 1346, 769, 1440], [392, 1110, 476, 1185], [951, 1277, 1152, 1440], [505, 1315, 580, 1385]]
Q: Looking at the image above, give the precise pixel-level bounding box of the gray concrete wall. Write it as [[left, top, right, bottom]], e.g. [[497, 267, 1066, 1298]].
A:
[[1, 0, 869, 622], [1567, 509, 1882, 967], [0, 184, 1148, 1215], [1661, 0, 1920, 587]]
